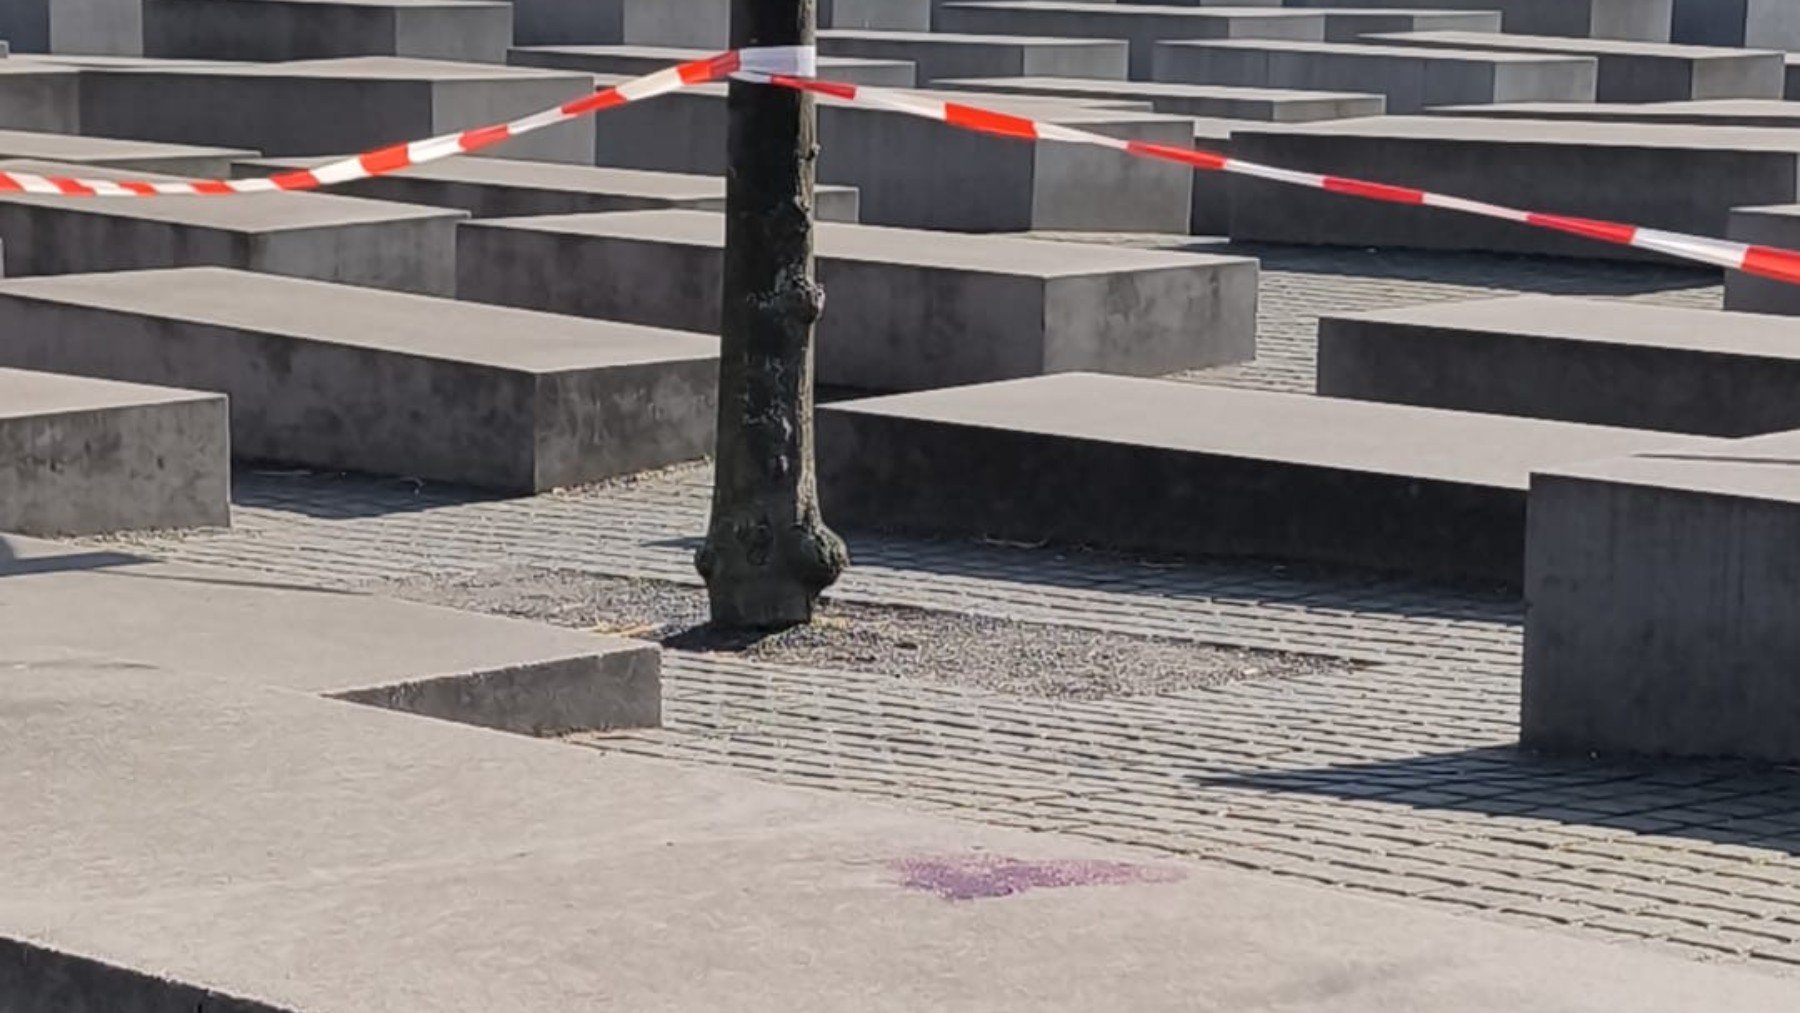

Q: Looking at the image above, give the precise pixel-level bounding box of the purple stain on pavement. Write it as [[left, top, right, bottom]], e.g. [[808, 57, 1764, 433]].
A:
[[894, 853, 1183, 901]]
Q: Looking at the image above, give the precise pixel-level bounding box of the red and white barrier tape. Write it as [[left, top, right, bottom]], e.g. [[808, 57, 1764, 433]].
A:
[[6, 45, 1799, 289], [744, 70, 1800, 288]]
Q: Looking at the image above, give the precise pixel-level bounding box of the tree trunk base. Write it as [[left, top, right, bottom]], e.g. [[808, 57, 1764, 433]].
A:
[[698, 516, 848, 629]]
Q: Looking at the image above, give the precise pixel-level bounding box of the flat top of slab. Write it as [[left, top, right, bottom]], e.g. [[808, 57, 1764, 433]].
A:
[[0, 60, 80, 78], [935, 76, 1381, 102], [1161, 38, 1594, 64], [0, 534, 648, 696], [0, 130, 253, 164], [1540, 433, 1800, 505], [467, 209, 1252, 276], [509, 44, 911, 69], [618, 75, 1169, 119], [1430, 99, 1800, 120], [232, 153, 854, 199], [827, 373, 1713, 489], [0, 605, 1793, 1011], [1327, 295, 1800, 361], [1367, 28, 1782, 59], [90, 55, 589, 82], [942, 1, 1321, 18], [0, 365, 216, 418], [820, 30, 1124, 47], [0, 160, 467, 229], [0, 268, 717, 370], [1229, 115, 1800, 152]]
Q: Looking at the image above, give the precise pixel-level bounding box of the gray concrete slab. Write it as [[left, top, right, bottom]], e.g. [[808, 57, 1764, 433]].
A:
[[0, 0, 142, 54], [1726, 203, 1800, 315], [0, 126, 254, 175], [1, 620, 1797, 1010], [0, 367, 227, 536], [458, 210, 1257, 391], [1319, 295, 1800, 436], [1281, 0, 1674, 41], [817, 373, 1717, 583], [1524, 430, 1800, 762], [819, 29, 1129, 82], [0, 159, 465, 295], [932, 75, 1387, 120], [1671, 0, 1800, 50], [604, 0, 934, 47], [1319, 8, 1503, 41], [0, 533, 661, 733], [76, 56, 597, 165], [0, 58, 80, 132], [1227, 116, 1800, 259], [935, 2, 1327, 79], [231, 153, 862, 221], [1366, 28, 1783, 102], [507, 43, 919, 87], [1427, 97, 1800, 127], [141, 0, 514, 63], [0, 267, 718, 491], [1153, 39, 1599, 112], [592, 79, 1195, 232]]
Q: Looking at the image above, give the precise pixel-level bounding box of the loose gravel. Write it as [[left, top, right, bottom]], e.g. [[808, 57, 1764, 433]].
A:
[[370, 566, 1347, 700]]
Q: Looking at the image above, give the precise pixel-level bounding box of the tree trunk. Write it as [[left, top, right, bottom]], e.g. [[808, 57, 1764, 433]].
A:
[[697, 0, 848, 629]]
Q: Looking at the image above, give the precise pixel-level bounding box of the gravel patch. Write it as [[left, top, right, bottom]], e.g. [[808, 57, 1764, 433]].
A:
[[369, 566, 1347, 700]]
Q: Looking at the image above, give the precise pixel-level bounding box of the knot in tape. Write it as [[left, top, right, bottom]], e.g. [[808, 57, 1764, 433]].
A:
[[736, 45, 817, 79]]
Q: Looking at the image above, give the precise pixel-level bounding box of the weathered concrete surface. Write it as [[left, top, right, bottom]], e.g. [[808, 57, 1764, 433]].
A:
[[1319, 295, 1800, 437], [509, 0, 930, 46], [0, 160, 465, 295], [1319, 8, 1502, 41], [1671, 0, 1800, 50], [1227, 117, 1800, 259], [232, 154, 862, 221], [1, 610, 1796, 1010], [817, 373, 1717, 583], [0, 267, 718, 491], [1367, 29, 1784, 102], [591, 81, 1195, 232], [0, 367, 227, 536], [933, 75, 1386, 120], [508, 43, 919, 87], [142, 0, 515, 63], [0, 0, 142, 54], [935, 2, 1327, 79], [76, 57, 596, 165], [0, 59, 81, 132], [0, 126, 252, 175], [459, 210, 1257, 391], [1153, 39, 1598, 113], [1282, 0, 1675, 41], [1523, 432, 1800, 762], [1726, 203, 1800, 315], [819, 28, 1128, 83], [0, 534, 661, 733], [1427, 98, 1800, 127]]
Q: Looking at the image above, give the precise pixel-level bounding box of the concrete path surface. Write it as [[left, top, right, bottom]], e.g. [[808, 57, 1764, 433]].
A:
[[0, 578, 1795, 1009]]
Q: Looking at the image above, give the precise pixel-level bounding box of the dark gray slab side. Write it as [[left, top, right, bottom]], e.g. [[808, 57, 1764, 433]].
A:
[[1227, 118, 1800, 259], [508, 44, 920, 87], [0, 267, 718, 492], [0, 0, 144, 54], [1523, 436, 1800, 762], [818, 29, 1128, 83], [0, 159, 465, 295], [931, 76, 1387, 121], [1671, 0, 1800, 50], [1318, 295, 1800, 437], [0, 62, 82, 133], [1281, 0, 1674, 42], [231, 154, 862, 221], [817, 373, 1714, 584], [75, 57, 596, 165], [457, 211, 1256, 391], [1725, 203, 1800, 314], [0, 366, 228, 536], [141, 0, 515, 63]]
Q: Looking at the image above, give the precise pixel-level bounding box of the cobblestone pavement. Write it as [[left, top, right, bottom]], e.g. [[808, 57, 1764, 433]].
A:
[[98, 247, 1800, 976]]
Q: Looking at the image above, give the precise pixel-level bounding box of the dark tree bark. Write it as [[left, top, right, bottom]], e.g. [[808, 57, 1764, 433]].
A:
[[696, 0, 848, 629]]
